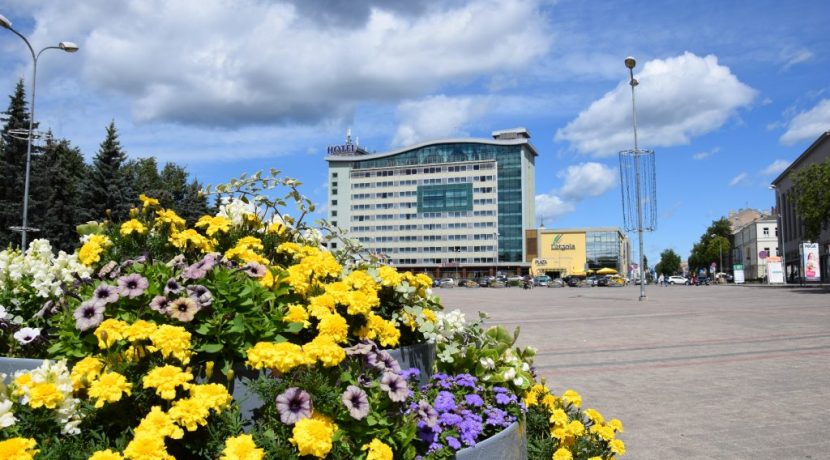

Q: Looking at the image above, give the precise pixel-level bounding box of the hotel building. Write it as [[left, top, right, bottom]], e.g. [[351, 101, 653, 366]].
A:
[[326, 128, 537, 279]]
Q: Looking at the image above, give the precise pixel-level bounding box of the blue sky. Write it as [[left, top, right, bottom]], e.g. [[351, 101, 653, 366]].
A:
[[1, 0, 828, 264]]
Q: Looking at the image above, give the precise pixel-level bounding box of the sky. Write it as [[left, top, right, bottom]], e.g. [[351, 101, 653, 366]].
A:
[[1, 0, 829, 265]]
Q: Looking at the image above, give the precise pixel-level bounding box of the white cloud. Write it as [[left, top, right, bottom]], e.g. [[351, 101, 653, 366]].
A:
[[760, 159, 790, 176], [557, 162, 617, 200], [780, 99, 830, 145], [535, 194, 575, 222], [391, 95, 490, 146], [781, 48, 814, 70], [729, 172, 749, 187], [555, 52, 757, 157], [21, 0, 550, 127], [692, 147, 719, 160]]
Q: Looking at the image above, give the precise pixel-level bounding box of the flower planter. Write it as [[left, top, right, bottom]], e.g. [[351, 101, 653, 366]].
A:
[[199, 364, 264, 428], [455, 420, 527, 460], [0, 356, 45, 383], [387, 341, 435, 386]]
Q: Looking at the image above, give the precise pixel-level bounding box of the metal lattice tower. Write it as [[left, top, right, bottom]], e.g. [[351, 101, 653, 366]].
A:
[[619, 149, 657, 232]]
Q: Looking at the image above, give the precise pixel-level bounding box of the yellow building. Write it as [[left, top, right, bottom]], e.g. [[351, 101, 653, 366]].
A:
[[526, 227, 630, 278]]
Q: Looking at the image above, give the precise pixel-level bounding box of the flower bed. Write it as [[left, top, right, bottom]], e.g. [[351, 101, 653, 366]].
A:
[[0, 171, 625, 459]]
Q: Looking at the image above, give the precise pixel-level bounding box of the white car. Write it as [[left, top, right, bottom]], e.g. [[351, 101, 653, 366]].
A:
[[438, 278, 455, 287], [667, 275, 688, 285]]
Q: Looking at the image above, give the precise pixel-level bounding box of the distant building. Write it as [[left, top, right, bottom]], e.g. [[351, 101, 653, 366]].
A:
[[525, 227, 631, 279], [732, 216, 778, 280], [771, 131, 830, 282], [326, 128, 537, 279]]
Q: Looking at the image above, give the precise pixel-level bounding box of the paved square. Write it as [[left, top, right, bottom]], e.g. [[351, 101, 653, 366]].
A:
[[435, 284, 830, 459]]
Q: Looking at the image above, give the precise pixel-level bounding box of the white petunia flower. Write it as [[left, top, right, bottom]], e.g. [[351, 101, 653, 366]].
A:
[[13, 327, 41, 345], [0, 399, 16, 428]]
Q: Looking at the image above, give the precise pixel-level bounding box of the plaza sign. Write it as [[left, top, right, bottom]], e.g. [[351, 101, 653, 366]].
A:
[[550, 234, 576, 250]]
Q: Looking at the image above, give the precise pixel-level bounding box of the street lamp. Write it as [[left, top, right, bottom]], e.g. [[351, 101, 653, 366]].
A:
[[625, 56, 647, 301], [1, 13, 78, 250], [769, 184, 787, 283]]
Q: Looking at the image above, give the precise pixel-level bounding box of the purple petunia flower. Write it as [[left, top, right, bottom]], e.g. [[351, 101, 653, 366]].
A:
[[378, 350, 401, 373], [380, 372, 408, 402], [91, 283, 119, 307], [164, 278, 183, 296], [345, 341, 374, 356], [465, 393, 484, 407], [433, 391, 456, 413], [187, 285, 213, 308], [183, 253, 218, 280], [117, 274, 149, 298], [73, 300, 105, 331], [149, 295, 170, 314], [167, 297, 200, 322], [401, 368, 421, 382], [98, 261, 119, 279], [341, 385, 370, 420], [416, 400, 439, 427], [417, 421, 440, 445], [275, 387, 312, 425], [166, 254, 187, 269], [241, 262, 267, 278]]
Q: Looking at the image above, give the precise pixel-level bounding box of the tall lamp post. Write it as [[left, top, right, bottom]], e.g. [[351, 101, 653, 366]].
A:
[[625, 56, 648, 301], [769, 184, 786, 283], [0, 13, 78, 250]]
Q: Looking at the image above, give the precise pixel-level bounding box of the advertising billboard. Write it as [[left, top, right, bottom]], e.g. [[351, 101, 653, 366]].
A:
[[538, 232, 587, 276], [801, 242, 820, 281]]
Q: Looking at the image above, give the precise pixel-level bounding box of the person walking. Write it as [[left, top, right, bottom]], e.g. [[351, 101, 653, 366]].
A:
[[657, 273, 664, 287]]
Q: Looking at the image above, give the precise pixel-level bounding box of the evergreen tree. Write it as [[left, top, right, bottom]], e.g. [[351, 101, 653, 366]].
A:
[[0, 80, 36, 248], [87, 121, 133, 222], [179, 179, 210, 225], [37, 137, 88, 251]]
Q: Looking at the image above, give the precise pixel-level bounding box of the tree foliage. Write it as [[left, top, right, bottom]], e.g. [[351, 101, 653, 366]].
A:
[[655, 249, 681, 276], [87, 121, 133, 222], [792, 159, 830, 242], [688, 218, 732, 272], [0, 80, 34, 248]]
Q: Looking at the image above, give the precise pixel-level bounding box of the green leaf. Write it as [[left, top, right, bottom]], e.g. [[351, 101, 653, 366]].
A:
[[199, 343, 224, 353]]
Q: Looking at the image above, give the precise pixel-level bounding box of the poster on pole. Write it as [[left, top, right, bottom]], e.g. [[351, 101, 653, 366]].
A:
[[801, 242, 819, 281], [766, 260, 784, 284], [733, 264, 745, 284]]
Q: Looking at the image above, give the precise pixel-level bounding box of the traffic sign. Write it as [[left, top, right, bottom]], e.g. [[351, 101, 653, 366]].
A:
[[758, 250, 768, 260]]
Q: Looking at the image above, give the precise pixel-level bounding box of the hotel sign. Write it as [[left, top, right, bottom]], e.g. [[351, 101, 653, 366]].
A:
[[327, 144, 357, 155], [550, 234, 576, 250]]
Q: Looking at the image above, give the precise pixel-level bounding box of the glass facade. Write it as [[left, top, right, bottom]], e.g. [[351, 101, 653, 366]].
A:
[[586, 231, 623, 271], [417, 183, 473, 213], [351, 143, 526, 263]]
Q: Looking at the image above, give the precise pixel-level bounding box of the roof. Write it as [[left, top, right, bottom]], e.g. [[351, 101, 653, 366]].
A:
[[325, 135, 538, 163], [771, 131, 830, 186]]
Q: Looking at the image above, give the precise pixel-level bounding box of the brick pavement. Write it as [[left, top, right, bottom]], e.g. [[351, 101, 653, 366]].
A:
[[435, 284, 830, 459]]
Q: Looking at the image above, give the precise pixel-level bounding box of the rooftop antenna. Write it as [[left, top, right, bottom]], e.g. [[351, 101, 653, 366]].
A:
[[346, 128, 352, 145]]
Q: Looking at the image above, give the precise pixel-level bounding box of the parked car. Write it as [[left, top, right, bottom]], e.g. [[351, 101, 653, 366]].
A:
[[565, 276, 583, 287], [585, 276, 599, 286], [548, 278, 566, 288], [607, 275, 626, 286], [475, 277, 492, 287], [667, 275, 688, 285], [533, 275, 551, 287], [696, 276, 710, 286], [438, 278, 455, 288], [596, 275, 611, 287], [458, 279, 479, 288]]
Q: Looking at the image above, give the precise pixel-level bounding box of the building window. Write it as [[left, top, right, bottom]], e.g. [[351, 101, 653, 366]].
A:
[[332, 173, 338, 178], [763, 227, 769, 236], [332, 188, 338, 195], [331, 200, 337, 206], [331, 210, 337, 217]]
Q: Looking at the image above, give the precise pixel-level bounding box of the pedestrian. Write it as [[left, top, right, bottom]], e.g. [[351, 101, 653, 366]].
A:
[[657, 273, 664, 287]]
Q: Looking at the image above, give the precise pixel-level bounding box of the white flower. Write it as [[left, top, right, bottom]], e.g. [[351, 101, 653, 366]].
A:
[[0, 305, 8, 321], [0, 399, 16, 428], [217, 197, 256, 226], [480, 357, 496, 370], [13, 327, 41, 345], [521, 362, 530, 372], [503, 368, 516, 381]]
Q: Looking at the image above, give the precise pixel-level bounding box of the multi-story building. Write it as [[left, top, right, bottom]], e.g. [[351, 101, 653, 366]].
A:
[[771, 131, 830, 282], [732, 215, 778, 280], [525, 227, 631, 279], [326, 128, 537, 279]]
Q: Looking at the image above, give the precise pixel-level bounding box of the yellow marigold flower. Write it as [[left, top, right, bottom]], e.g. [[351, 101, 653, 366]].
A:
[[189, 384, 232, 412], [550, 408, 568, 426], [12, 373, 32, 396], [155, 209, 186, 228], [608, 418, 624, 433], [290, 415, 338, 458], [377, 265, 403, 287], [120, 219, 147, 236], [220, 434, 264, 460], [553, 447, 573, 460], [0, 437, 39, 460], [78, 241, 104, 266], [95, 319, 130, 349], [169, 229, 212, 252], [588, 457, 603, 460], [125, 320, 158, 342], [168, 397, 212, 432], [135, 406, 184, 440], [143, 365, 193, 400], [609, 439, 626, 455], [561, 389, 582, 408], [195, 215, 232, 236], [590, 424, 616, 442], [148, 325, 192, 364], [246, 342, 309, 373], [584, 408, 605, 425], [88, 372, 132, 408], [308, 293, 337, 319], [259, 269, 274, 288], [88, 449, 125, 460], [242, 213, 262, 228], [550, 426, 568, 440], [304, 335, 346, 367], [377, 319, 400, 348], [524, 389, 540, 407], [344, 270, 378, 293], [541, 393, 558, 410], [362, 438, 393, 460], [284, 304, 310, 328], [317, 314, 348, 344], [27, 382, 65, 409], [345, 290, 379, 316], [422, 308, 437, 323], [225, 246, 268, 265], [71, 356, 104, 391], [237, 236, 264, 251], [266, 221, 286, 235], [566, 420, 585, 436], [414, 273, 433, 289], [124, 432, 175, 460], [139, 194, 160, 209]]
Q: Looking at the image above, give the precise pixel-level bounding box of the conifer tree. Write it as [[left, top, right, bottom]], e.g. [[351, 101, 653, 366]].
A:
[[87, 121, 133, 222], [38, 137, 88, 250], [0, 80, 35, 248]]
